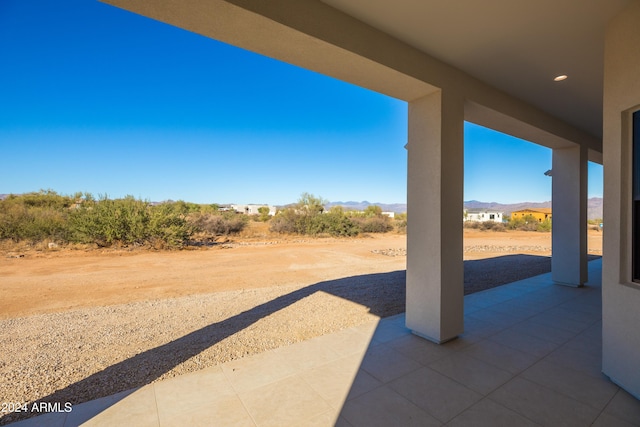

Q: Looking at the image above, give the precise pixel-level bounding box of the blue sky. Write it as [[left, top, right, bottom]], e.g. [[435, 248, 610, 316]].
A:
[[0, 0, 602, 205]]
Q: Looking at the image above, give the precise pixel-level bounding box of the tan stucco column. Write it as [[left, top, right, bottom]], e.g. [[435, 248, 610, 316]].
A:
[[406, 90, 464, 343], [551, 145, 588, 286]]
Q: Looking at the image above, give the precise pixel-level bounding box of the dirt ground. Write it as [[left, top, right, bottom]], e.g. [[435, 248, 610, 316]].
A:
[[0, 225, 603, 320]]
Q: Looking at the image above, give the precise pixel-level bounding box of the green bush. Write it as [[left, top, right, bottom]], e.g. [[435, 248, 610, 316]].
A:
[[69, 196, 149, 246], [269, 196, 360, 236], [269, 208, 302, 234], [0, 191, 74, 242], [507, 215, 551, 232], [308, 207, 359, 236], [536, 219, 552, 232], [0, 192, 247, 248], [257, 206, 271, 222], [148, 203, 191, 248]]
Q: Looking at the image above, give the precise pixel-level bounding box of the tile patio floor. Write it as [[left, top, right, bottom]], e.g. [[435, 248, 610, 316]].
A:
[[8, 259, 640, 426]]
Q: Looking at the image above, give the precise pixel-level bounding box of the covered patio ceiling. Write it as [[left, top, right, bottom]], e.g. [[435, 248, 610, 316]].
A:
[[321, 0, 631, 140]]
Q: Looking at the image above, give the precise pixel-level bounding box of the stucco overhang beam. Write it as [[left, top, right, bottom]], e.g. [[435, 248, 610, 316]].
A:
[[466, 101, 603, 164]]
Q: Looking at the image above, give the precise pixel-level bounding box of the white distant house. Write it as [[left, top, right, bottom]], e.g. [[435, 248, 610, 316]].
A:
[[463, 209, 503, 223], [231, 204, 277, 216]]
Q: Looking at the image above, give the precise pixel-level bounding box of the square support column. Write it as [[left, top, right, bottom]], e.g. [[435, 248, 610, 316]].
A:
[[406, 90, 464, 343], [551, 145, 588, 286]]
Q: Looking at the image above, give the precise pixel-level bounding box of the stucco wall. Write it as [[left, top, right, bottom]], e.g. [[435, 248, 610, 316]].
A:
[[602, 0, 640, 399]]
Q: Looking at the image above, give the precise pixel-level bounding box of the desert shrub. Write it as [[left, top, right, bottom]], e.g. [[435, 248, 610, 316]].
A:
[[507, 215, 550, 232], [0, 191, 73, 242], [69, 196, 192, 248], [15, 189, 74, 210], [344, 205, 394, 233], [351, 216, 393, 233], [187, 211, 248, 236], [463, 221, 506, 231], [463, 221, 482, 229], [308, 207, 359, 236], [479, 221, 496, 231], [269, 198, 359, 237], [147, 203, 191, 248], [394, 213, 407, 233], [0, 192, 228, 248], [536, 219, 552, 232], [69, 196, 151, 246], [257, 206, 271, 222], [269, 193, 324, 235], [483, 221, 506, 231], [269, 208, 302, 234]]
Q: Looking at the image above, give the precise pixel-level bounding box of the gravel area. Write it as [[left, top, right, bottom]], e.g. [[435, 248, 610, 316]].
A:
[[0, 250, 600, 425], [0, 272, 403, 425]]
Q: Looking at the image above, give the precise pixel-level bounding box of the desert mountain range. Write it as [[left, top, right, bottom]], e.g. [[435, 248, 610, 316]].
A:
[[327, 197, 604, 220]]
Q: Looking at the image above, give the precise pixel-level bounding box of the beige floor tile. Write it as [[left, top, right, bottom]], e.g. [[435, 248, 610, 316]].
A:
[[305, 409, 342, 427], [221, 349, 299, 394], [65, 389, 138, 426], [591, 412, 639, 427], [300, 354, 363, 408], [386, 333, 453, 366], [545, 306, 601, 324], [238, 375, 331, 427], [489, 377, 600, 426], [543, 345, 603, 379], [154, 366, 237, 419], [275, 336, 342, 371], [333, 415, 354, 427], [505, 319, 577, 345], [370, 322, 411, 343], [462, 317, 508, 338], [487, 328, 559, 358], [466, 309, 523, 326], [159, 395, 255, 427], [428, 352, 513, 395], [349, 320, 380, 338], [81, 385, 159, 427], [461, 340, 538, 374], [447, 398, 540, 427], [521, 360, 618, 410], [563, 333, 603, 358], [360, 344, 421, 383], [527, 312, 591, 334], [344, 369, 382, 402], [439, 334, 483, 351], [319, 325, 378, 358], [340, 386, 440, 427], [603, 389, 640, 426], [388, 367, 482, 423]]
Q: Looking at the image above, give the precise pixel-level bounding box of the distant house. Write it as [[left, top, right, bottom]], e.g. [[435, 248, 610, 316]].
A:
[[511, 208, 552, 222], [231, 204, 276, 216], [463, 209, 503, 223]]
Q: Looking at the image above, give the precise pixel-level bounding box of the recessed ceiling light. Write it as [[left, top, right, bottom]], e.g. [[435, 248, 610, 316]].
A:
[[554, 75, 568, 81]]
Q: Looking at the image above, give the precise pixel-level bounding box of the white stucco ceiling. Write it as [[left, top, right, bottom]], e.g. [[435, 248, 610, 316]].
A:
[[321, 0, 631, 139]]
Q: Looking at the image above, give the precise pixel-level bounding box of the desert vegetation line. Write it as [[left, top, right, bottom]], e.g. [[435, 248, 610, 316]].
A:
[[0, 191, 406, 249]]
